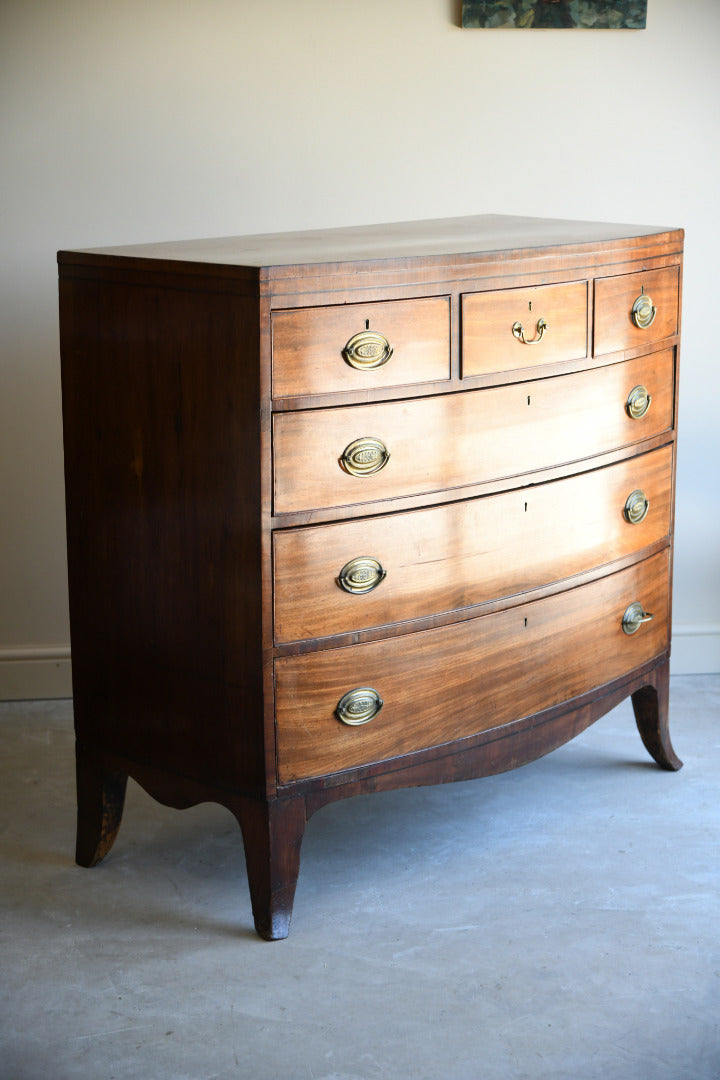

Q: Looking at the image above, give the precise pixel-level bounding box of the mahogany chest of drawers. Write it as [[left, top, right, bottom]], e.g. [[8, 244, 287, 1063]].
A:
[[58, 215, 683, 939]]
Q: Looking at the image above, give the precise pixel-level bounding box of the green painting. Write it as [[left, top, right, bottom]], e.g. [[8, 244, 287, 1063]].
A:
[[462, 2, 647, 28]]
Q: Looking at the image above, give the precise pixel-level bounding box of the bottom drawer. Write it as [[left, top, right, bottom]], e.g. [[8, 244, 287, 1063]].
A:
[[275, 550, 670, 783]]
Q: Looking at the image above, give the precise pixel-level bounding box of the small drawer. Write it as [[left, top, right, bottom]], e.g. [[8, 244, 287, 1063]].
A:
[[594, 266, 679, 356], [273, 349, 674, 515], [275, 549, 670, 782], [462, 281, 588, 378], [273, 445, 673, 643], [271, 296, 450, 399]]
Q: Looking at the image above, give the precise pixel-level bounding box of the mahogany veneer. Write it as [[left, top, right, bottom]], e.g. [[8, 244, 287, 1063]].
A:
[[272, 295, 450, 398], [462, 279, 588, 376], [272, 350, 675, 514], [58, 214, 683, 940]]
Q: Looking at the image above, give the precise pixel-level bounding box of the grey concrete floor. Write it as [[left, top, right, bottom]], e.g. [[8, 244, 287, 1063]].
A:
[[1, 676, 718, 1080]]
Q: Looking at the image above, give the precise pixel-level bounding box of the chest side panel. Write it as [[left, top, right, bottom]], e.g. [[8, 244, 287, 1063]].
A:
[[60, 268, 266, 792]]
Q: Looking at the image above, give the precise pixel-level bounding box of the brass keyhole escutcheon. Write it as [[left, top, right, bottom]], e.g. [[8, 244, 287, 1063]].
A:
[[336, 687, 384, 726], [622, 601, 654, 636], [343, 330, 393, 370], [338, 556, 387, 595], [340, 436, 390, 477], [624, 489, 650, 524], [626, 384, 652, 420], [631, 292, 657, 330]]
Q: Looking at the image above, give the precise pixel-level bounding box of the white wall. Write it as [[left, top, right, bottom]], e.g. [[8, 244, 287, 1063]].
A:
[[2, 0, 719, 698]]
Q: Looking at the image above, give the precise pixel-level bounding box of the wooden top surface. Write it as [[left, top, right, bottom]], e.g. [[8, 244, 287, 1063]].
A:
[[58, 214, 682, 272]]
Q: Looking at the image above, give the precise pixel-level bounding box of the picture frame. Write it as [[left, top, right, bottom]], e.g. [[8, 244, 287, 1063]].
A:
[[461, 2, 648, 29]]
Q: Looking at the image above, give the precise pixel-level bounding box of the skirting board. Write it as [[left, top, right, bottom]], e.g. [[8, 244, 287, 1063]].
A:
[[0, 627, 718, 701], [0, 648, 72, 701], [671, 624, 720, 677]]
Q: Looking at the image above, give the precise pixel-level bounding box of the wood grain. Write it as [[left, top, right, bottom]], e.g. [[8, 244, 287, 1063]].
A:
[[60, 271, 266, 794], [594, 266, 679, 355], [273, 349, 675, 515], [632, 659, 682, 771], [74, 741, 128, 867], [59, 216, 682, 938], [275, 550, 670, 783], [301, 658, 673, 805], [462, 280, 587, 378], [273, 445, 673, 643], [272, 296, 450, 399], [59, 214, 681, 271]]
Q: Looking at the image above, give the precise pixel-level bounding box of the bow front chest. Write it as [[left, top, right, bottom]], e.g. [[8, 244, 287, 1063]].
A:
[[59, 215, 683, 938]]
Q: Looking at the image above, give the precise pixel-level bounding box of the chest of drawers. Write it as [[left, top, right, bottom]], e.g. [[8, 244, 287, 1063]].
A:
[[58, 215, 683, 939]]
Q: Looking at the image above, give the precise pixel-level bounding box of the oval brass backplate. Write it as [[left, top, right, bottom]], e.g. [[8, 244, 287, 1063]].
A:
[[626, 384, 652, 420], [343, 330, 393, 370], [622, 601, 654, 635], [340, 436, 390, 477], [631, 293, 656, 330], [338, 556, 387, 595], [336, 687, 384, 726], [624, 489, 650, 524]]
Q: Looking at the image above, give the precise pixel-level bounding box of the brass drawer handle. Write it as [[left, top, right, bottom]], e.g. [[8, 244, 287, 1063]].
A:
[[622, 601, 654, 635], [512, 317, 547, 345], [624, 489, 650, 524], [336, 687, 384, 726], [626, 384, 652, 419], [631, 291, 657, 330], [340, 436, 390, 477], [343, 330, 393, 370], [338, 556, 387, 595]]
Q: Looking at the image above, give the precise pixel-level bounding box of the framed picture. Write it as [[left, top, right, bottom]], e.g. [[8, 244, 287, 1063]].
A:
[[462, 2, 648, 28]]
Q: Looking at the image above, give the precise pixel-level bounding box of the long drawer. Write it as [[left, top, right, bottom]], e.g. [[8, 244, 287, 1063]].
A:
[[273, 350, 674, 514], [275, 549, 670, 783], [274, 446, 672, 643]]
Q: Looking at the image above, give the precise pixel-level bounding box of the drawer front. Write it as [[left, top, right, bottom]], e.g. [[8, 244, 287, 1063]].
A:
[[594, 266, 679, 356], [275, 550, 670, 783], [273, 446, 673, 643], [273, 349, 674, 514], [462, 281, 588, 378], [272, 296, 450, 399]]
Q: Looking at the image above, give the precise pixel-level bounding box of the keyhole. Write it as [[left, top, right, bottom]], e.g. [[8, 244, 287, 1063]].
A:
[[365, 319, 370, 330], [529, 300, 532, 312]]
